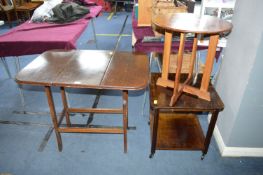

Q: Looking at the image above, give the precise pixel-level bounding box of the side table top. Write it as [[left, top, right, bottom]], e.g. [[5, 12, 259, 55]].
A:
[[16, 50, 149, 90], [152, 13, 233, 34], [150, 73, 224, 111]]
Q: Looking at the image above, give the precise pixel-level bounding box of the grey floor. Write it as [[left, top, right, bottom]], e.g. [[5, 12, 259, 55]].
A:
[[1, 11, 263, 175]]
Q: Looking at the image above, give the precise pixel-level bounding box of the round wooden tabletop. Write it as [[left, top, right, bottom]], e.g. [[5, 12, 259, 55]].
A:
[[152, 13, 233, 34]]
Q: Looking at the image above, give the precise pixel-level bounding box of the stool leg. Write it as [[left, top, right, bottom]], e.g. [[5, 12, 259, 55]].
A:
[[122, 90, 128, 153], [170, 33, 186, 106], [200, 34, 219, 92], [45, 86, 63, 152], [161, 31, 173, 82], [60, 87, 71, 126]]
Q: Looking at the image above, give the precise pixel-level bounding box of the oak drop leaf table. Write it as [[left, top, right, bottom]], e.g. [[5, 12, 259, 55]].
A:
[[16, 50, 149, 153]]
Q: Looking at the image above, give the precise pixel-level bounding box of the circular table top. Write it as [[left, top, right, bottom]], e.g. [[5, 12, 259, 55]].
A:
[[152, 13, 233, 34]]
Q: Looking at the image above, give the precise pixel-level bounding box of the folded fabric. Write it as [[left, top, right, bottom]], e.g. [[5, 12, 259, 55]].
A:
[[46, 2, 90, 24]]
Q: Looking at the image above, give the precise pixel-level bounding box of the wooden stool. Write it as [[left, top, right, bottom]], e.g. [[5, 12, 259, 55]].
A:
[[152, 13, 232, 106]]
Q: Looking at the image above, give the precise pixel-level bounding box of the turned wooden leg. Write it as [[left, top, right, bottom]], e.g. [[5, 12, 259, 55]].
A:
[[170, 33, 186, 106], [122, 90, 128, 153], [60, 87, 71, 127]]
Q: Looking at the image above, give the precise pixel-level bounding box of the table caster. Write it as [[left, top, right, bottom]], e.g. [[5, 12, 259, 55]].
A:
[[149, 153, 155, 158], [201, 154, 205, 160]]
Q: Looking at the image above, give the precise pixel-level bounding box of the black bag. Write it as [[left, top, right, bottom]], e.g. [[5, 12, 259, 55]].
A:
[[47, 2, 90, 24]]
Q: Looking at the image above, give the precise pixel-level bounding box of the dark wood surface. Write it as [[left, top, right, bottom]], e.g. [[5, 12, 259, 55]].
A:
[[149, 73, 224, 157], [16, 50, 149, 90], [152, 13, 233, 34], [100, 52, 149, 90], [150, 113, 205, 150], [54, 50, 112, 88], [150, 73, 224, 111]]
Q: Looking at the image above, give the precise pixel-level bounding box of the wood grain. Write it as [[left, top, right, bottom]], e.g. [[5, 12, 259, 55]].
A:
[[152, 13, 233, 34]]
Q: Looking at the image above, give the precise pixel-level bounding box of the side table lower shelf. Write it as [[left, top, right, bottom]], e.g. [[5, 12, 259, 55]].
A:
[[150, 112, 205, 150]]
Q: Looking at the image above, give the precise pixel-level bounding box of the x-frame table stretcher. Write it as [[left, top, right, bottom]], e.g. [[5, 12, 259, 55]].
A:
[[16, 50, 149, 152]]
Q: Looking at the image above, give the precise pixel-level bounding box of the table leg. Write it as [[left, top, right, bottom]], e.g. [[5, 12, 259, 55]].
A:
[[161, 31, 173, 81], [150, 108, 159, 158], [45, 86, 63, 152], [202, 110, 219, 159], [60, 87, 71, 126], [170, 33, 186, 106], [123, 90, 128, 153], [200, 34, 219, 92]]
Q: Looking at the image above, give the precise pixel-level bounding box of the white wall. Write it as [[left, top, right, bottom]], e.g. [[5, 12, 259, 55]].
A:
[[215, 0, 263, 155]]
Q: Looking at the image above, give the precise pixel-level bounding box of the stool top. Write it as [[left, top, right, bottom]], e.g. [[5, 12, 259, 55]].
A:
[[152, 13, 233, 34]]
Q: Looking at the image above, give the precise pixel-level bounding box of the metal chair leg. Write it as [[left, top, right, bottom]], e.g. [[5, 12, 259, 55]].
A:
[[193, 51, 201, 85], [155, 57, 162, 72], [150, 52, 162, 73], [91, 19, 98, 49], [1, 57, 12, 78], [141, 53, 153, 116], [141, 84, 149, 117], [15, 57, 26, 112], [114, 1, 118, 16]]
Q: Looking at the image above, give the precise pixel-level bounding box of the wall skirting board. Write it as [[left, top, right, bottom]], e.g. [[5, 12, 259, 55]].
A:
[[208, 114, 263, 157]]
